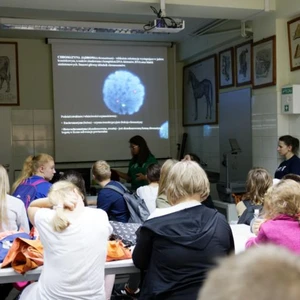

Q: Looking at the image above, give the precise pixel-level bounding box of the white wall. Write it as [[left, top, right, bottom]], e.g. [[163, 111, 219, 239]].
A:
[[177, 9, 300, 178]]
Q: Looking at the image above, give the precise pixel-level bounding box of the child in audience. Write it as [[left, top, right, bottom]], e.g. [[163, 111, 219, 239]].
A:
[[182, 153, 215, 209], [19, 181, 112, 300], [133, 161, 234, 300], [136, 163, 160, 214], [60, 170, 88, 206], [246, 179, 300, 253], [0, 164, 29, 233], [236, 167, 272, 225], [156, 159, 178, 208], [198, 245, 300, 300], [92, 160, 130, 223], [11, 153, 56, 200], [0, 165, 29, 299]]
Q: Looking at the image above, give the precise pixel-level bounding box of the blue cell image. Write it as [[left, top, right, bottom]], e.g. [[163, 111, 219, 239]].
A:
[[159, 121, 168, 139], [102, 70, 145, 115]]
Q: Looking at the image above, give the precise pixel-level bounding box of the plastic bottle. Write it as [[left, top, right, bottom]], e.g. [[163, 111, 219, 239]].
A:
[[253, 208, 260, 219]]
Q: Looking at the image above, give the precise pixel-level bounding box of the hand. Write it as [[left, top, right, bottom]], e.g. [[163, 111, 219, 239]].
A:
[[252, 218, 266, 236], [63, 190, 80, 211], [136, 173, 146, 181]]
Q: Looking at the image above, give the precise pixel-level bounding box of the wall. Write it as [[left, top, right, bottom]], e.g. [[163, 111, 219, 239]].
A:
[[177, 30, 248, 173], [177, 8, 300, 178], [0, 38, 178, 179]]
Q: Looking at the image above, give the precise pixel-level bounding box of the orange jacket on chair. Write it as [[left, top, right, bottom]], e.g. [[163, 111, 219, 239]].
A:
[[1, 238, 44, 274]]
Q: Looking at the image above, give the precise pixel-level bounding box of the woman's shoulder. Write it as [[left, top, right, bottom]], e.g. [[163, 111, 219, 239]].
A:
[[147, 153, 157, 163]]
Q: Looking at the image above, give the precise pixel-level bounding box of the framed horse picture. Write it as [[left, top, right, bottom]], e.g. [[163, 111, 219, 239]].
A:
[[219, 47, 234, 89], [183, 55, 218, 126]]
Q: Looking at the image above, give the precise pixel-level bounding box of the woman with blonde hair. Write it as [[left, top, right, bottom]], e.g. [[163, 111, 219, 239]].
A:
[[12, 153, 56, 204], [246, 179, 300, 253], [0, 166, 29, 300], [133, 160, 234, 300], [236, 167, 272, 225], [19, 180, 112, 300], [0, 164, 29, 233], [156, 159, 178, 208]]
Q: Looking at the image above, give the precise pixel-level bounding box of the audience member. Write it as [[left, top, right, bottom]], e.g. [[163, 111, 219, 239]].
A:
[[182, 153, 215, 209], [115, 135, 157, 190], [282, 173, 300, 182], [236, 167, 272, 225], [275, 135, 300, 179], [11, 153, 56, 200], [60, 170, 88, 206], [246, 179, 300, 253], [19, 181, 112, 300], [92, 160, 129, 223], [0, 164, 29, 233], [133, 160, 234, 300], [198, 245, 300, 300], [0, 165, 29, 299], [156, 159, 178, 208], [136, 163, 160, 214]]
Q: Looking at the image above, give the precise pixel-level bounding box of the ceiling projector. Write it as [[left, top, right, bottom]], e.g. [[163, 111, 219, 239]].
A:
[[147, 18, 185, 33]]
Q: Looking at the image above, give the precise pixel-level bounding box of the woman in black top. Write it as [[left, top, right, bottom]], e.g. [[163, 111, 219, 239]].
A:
[[133, 160, 234, 300], [275, 135, 300, 179]]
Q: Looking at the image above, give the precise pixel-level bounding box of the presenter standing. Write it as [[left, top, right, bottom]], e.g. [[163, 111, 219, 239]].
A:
[[116, 135, 157, 191], [275, 135, 300, 179]]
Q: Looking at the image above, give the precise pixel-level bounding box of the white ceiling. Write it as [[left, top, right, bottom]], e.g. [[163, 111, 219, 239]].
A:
[[0, 0, 271, 42]]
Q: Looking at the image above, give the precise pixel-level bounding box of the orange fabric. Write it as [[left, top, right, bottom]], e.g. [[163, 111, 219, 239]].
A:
[[1, 238, 44, 274], [106, 240, 131, 262]]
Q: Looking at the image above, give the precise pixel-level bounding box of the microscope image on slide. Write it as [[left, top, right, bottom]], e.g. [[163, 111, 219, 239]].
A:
[[102, 70, 145, 115], [159, 121, 168, 139]]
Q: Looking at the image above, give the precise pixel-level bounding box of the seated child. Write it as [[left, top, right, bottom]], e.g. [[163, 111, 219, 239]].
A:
[[237, 167, 272, 225], [136, 163, 160, 214], [246, 179, 300, 253]]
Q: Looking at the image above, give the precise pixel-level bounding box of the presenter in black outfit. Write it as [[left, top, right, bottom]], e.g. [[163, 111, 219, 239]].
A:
[[275, 135, 300, 179]]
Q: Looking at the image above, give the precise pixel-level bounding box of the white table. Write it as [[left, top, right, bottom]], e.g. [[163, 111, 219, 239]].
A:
[[0, 225, 254, 284], [230, 224, 255, 254], [0, 259, 139, 284]]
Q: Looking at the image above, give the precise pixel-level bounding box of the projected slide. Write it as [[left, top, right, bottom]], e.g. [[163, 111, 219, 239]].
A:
[[51, 43, 170, 162]]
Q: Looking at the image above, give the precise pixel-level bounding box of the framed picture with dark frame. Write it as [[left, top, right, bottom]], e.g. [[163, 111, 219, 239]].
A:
[[183, 54, 218, 126], [0, 42, 19, 106], [235, 40, 252, 86], [252, 35, 276, 89], [219, 47, 234, 89], [287, 16, 300, 71]]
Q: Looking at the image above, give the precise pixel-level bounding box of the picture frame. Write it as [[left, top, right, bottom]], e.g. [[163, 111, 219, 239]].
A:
[[0, 42, 19, 106], [219, 47, 234, 88], [235, 40, 252, 86], [183, 54, 218, 126], [287, 16, 300, 71], [252, 35, 276, 89]]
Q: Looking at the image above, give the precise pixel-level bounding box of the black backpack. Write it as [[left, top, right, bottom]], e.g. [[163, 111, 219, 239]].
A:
[[104, 182, 150, 224], [238, 200, 262, 225]]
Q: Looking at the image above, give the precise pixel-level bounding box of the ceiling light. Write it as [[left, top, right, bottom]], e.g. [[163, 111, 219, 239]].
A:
[[0, 18, 149, 35]]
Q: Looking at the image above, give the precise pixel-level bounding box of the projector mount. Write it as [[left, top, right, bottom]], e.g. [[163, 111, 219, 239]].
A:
[[143, 0, 185, 33]]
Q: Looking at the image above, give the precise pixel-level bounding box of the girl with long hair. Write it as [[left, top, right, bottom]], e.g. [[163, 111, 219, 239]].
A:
[[246, 179, 300, 253], [12, 153, 56, 200], [19, 181, 112, 300]]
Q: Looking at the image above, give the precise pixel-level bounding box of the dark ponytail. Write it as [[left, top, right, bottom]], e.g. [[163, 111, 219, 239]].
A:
[[279, 135, 299, 155]]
